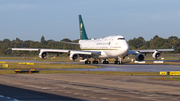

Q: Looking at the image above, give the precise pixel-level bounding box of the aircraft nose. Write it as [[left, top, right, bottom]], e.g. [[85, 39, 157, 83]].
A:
[[122, 42, 129, 54]]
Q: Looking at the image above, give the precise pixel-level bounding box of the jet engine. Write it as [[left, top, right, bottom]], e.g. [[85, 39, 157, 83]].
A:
[[135, 53, 145, 61], [69, 53, 79, 61], [152, 51, 162, 60], [39, 51, 48, 59]]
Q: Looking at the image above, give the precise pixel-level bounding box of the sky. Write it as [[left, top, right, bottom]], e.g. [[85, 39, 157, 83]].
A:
[[0, 0, 180, 41]]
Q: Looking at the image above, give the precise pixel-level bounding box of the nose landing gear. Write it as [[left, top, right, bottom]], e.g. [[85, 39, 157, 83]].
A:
[[114, 58, 123, 65], [92, 60, 98, 64]]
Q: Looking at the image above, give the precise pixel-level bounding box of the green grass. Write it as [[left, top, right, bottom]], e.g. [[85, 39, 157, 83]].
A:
[[0, 56, 72, 62], [39, 70, 159, 76], [0, 70, 15, 74], [0, 62, 100, 69], [0, 70, 159, 76]]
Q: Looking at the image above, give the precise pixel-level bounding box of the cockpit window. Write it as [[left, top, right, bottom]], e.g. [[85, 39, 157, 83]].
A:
[[118, 38, 125, 40]]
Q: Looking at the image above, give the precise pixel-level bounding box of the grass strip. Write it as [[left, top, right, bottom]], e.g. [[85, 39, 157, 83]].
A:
[[0, 62, 100, 69], [0, 69, 159, 76], [0, 70, 15, 75], [39, 70, 159, 76], [0, 56, 72, 62]]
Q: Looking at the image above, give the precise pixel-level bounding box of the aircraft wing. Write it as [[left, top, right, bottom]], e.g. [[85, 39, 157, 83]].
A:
[[11, 48, 40, 51], [70, 50, 101, 55], [128, 49, 174, 55], [11, 48, 100, 54], [11, 48, 101, 58]]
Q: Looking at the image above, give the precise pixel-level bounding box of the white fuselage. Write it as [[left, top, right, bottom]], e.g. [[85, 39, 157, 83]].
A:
[[79, 35, 129, 58]]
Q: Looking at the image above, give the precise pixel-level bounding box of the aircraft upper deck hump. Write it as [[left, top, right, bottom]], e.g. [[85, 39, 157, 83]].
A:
[[79, 15, 88, 40]]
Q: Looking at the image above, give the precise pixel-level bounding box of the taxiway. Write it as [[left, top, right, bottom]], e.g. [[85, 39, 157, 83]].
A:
[[0, 74, 180, 101]]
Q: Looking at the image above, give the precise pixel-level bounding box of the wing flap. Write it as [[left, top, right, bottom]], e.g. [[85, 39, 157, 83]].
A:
[[41, 49, 69, 53], [60, 41, 80, 45], [11, 48, 39, 51]]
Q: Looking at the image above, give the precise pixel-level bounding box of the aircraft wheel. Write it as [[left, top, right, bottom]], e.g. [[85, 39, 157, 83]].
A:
[[88, 61, 91, 64], [118, 61, 123, 65], [114, 61, 117, 64], [92, 61, 97, 64], [103, 61, 106, 64], [92, 61, 95, 64], [96, 61, 98, 64], [85, 61, 88, 64], [106, 61, 109, 64]]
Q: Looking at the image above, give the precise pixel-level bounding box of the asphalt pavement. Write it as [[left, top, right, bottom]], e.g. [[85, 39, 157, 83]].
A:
[[0, 74, 180, 101]]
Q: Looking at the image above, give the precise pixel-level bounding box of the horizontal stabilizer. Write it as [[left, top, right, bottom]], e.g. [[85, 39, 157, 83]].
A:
[[60, 41, 80, 45]]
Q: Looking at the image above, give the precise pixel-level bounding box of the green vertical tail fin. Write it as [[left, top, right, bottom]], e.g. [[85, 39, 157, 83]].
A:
[[79, 15, 88, 40]]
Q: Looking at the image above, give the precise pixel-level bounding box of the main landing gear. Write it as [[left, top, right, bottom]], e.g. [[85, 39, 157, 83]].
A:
[[85, 60, 98, 64], [85, 61, 91, 64], [103, 59, 109, 64], [84, 58, 123, 65], [92, 60, 98, 64], [114, 61, 123, 65]]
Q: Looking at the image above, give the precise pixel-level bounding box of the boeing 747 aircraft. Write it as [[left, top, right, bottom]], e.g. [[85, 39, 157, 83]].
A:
[[11, 15, 174, 65]]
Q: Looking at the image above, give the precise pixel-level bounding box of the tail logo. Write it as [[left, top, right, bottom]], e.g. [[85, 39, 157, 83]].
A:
[[81, 23, 83, 28], [80, 23, 83, 37]]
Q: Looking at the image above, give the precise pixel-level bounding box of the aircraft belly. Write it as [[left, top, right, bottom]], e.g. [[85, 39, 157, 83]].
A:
[[104, 50, 127, 58], [102, 50, 120, 58]]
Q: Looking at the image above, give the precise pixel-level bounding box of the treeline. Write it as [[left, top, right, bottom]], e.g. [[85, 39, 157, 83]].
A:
[[128, 35, 180, 53], [0, 36, 80, 55], [0, 35, 179, 56]]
